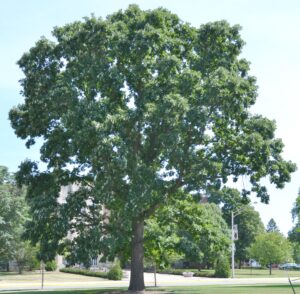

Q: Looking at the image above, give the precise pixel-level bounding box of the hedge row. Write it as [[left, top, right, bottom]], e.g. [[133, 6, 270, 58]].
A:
[[60, 266, 123, 280], [60, 267, 109, 279], [158, 268, 214, 277]]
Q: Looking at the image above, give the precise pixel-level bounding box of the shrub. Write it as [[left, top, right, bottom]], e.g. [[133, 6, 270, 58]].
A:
[[107, 261, 123, 280], [214, 256, 230, 278], [45, 260, 57, 271], [27, 255, 40, 271]]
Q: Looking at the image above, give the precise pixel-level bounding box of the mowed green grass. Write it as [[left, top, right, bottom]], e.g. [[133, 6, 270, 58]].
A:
[[164, 284, 300, 293], [186, 268, 300, 278], [3, 284, 300, 294], [1, 269, 300, 294], [1, 268, 299, 280], [233, 268, 300, 278]]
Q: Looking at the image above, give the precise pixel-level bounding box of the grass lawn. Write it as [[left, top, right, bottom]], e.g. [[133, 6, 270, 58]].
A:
[[233, 268, 300, 278], [183, 268, 300, 278], [1, 268, 299, 280], [163, 284, 300, 293], [1, 269, 300, 294], [3, 290, 124, 294], [3, 284, 300, 294]]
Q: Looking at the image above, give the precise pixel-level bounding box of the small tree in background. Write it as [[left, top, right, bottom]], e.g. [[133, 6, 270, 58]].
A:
[[288, 190, 300, 263], [107, 260, 123, 280], [13, 241, 40, 274], [266, 218, 280, 233], [209, 187, 265, 267], [288, 190, 300, 243], [45, 260, 57, 271], [0, 166, 26, 264], [214, 255, 230, 278], [144, 198, 230, 270], [248, 232, 292, 275], [291, 243, 300, 264], [0, 166, 40, 273]]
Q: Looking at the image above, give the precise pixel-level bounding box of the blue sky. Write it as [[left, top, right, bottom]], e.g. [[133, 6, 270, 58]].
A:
[[1, 0, 300, 235]]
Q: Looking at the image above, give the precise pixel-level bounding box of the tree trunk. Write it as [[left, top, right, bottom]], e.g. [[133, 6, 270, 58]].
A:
[[17, 262, 22, 274], [128, 219, 145, 291], [41, 261, 45, 289], [269, 263, 272, 275], [198, 262, 201, 271], [154, 262, 157, 287]]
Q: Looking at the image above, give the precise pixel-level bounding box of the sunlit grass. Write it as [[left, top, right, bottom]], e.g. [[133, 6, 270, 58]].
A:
[[3, 284, 300, 294], [179, 268, 300, 278]]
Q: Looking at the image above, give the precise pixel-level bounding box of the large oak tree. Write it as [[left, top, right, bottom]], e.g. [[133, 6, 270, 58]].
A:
[[10, 5, 296, 291]]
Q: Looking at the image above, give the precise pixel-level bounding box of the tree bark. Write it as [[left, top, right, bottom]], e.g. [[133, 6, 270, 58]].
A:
[[128, 219, 145, 291], [17, 262, 22, 274], [154, 262, 157, 287]]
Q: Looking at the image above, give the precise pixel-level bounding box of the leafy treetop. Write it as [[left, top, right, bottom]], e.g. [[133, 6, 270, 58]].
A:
[[248, 232, 292, 275]]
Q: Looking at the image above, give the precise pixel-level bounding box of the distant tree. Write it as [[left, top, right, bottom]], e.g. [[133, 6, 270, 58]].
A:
[[13, 241, 39, 274], [9, 5, 296, 291], [234, 206, 265, 267], [174, 201, 230, 268], [0, 166, 39, 273], [288, 190, 300, 259], [266, 218, 280, 233], [248, 232, 292, 275], [291, 242, 300, 264], [0, 167, 26, 262], [144, 216, 181, 270], [144, 198, 230, 269], [209, 187, 265, 267], [288, 223, 300, 243], [291, 189, 300, 222]]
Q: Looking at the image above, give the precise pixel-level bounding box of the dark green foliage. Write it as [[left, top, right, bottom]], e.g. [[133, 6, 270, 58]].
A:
[[144, 199, 230, 270], [0, 166, 26, 261], [289, 190, 300, 245], [214, 256, 230, 278], [289, 223, 300, 243], [291, 189, 300, 222], [45, 260, 57, 271], [9, 4, 296, 290], [0, 166, 40, 273], [209, 187, 265, 264], [107, 261, 123, 280], [60, 267, 109, 279], [234, 207, 265, 264]]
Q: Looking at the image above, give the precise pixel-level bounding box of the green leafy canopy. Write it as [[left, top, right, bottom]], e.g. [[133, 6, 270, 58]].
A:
[[9, 4, 296, 290], [248, 232, 292, 269]]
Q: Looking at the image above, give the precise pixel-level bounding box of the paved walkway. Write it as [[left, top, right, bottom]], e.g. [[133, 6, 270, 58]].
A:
[[0, 271, 299, 291]]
